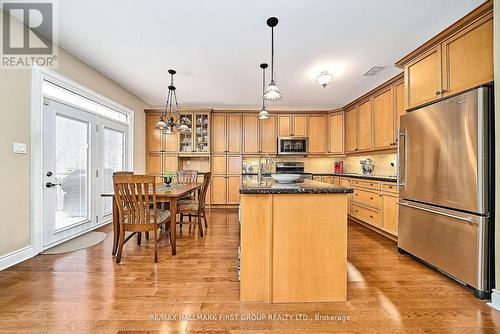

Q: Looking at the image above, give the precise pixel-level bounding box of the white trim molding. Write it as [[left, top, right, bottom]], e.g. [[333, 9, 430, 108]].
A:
[[488, 289, 500, 311], [0, 246, 38, 271]]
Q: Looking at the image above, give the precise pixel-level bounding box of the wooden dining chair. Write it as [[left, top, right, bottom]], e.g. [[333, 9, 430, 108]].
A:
[[113, 174, 171, 263], [176, 170, 199, 227], [177, 172, 211, 237]]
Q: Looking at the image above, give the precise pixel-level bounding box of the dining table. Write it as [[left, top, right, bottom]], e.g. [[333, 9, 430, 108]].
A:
[[101, 182, 202, 256]]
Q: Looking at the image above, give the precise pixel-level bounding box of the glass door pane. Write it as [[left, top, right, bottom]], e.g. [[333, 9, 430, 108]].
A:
[[55, 115, 90, 230], [102, 127, 124, 216], [195, 114, 209, 152], [179, 113, 193, 153]]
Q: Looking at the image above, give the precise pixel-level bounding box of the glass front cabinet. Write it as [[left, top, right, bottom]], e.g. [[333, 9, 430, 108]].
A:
[[178, 111, 210, 155]]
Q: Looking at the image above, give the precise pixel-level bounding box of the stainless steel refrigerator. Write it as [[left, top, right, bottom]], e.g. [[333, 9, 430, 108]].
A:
[[398, 85, 494, 299]]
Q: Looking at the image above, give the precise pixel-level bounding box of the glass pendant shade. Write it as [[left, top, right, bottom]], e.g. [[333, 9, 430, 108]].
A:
[[263, 80, 282, 101], [257, 107, 270, 120], [178, 123, 190, 134], [155, 116, 168, 130], [163, 126, 173, 134], [316, 71, 333, 88]]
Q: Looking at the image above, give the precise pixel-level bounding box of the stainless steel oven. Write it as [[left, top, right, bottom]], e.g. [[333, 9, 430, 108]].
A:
[[277, 137, 308, 155]]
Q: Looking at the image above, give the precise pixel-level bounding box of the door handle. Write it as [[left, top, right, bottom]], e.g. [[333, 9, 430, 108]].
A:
[[397, 129, 406, 189], [46, 182, 61, 188], [398, 202, 473, 223]]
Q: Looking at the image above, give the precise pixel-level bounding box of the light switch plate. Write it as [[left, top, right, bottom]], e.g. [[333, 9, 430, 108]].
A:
[[13, 143, 27, 154]]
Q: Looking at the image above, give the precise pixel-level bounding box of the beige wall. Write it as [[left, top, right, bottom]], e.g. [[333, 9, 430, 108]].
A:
[[0, 22, 149, 256]]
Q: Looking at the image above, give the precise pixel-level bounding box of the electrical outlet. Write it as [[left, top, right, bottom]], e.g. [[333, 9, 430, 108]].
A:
[[187, 160, 191, 166]]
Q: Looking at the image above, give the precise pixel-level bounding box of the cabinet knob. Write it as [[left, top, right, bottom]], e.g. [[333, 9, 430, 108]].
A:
[[435, 90, 441, 95], [441, 89, 447, 94]]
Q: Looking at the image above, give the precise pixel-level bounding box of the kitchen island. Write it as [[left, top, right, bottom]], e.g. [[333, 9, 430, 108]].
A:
[[239, 177, 353, 303]]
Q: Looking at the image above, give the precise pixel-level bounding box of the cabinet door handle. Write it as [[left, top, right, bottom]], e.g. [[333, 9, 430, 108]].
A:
[[369, 197, 373, 200], [369, 215, 373, 218]]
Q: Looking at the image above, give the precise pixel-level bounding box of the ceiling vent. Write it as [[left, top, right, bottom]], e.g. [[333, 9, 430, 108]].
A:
[[363, 66, 385, 76]]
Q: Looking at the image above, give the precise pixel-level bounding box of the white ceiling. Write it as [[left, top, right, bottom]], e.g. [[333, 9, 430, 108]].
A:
[[58, 0, 486, 109]]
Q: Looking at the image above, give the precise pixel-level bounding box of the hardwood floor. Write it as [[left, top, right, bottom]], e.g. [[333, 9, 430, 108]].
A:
[[0, 209, 499, 333]]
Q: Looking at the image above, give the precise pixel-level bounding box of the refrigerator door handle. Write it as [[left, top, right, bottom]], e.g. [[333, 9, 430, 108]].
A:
[[397, 129, 406, 189], [398, 202, 474, 224]]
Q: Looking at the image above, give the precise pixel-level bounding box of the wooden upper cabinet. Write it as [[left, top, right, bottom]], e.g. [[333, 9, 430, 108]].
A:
[[328, 112, 344, 155], [357, 100, 372, 151], [307, 115, 327, 154], [441, 14, 493, 96], [227, 155, 242, 175], [278, 115, 291, 137], [278, 114, 307, 137], [394, 81, 405, 137], [211, 113, 226, 153], [401, 7, 493, 110], [243, 114, 259, 154], [146, 115, 162, 152], [292, 115, 307, 137], [211, 154, 227, 175], [345, 107, 357, 153], [227, 114, 242, 153], [405, 46, 442, 109], [259, 115, 277, 154], [372, 88, 394, 149]]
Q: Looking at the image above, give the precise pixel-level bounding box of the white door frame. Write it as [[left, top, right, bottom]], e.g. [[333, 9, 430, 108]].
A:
[[31, 65, 135, 254]]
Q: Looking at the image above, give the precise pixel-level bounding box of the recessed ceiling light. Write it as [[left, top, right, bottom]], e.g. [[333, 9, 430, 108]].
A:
[[363, 66, 385, 76]]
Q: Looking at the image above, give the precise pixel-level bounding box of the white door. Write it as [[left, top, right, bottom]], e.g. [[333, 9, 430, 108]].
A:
[[99, 118, 128, 221], [42, 99, 98, 248]]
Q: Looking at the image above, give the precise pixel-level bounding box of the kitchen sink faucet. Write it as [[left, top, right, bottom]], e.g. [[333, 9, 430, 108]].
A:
[[257, 153, 274, 182]]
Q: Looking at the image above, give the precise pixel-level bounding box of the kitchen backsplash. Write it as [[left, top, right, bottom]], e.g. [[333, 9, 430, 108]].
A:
[[242, 153, 397, 176]]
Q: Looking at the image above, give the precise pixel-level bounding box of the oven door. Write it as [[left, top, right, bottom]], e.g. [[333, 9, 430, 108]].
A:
[[278, 137, 308, 155]]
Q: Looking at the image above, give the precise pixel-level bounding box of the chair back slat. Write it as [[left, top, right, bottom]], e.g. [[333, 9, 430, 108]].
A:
[[113, 175, 157, 226], [199, 172, 211, 208], [177, 170, 198, 183]]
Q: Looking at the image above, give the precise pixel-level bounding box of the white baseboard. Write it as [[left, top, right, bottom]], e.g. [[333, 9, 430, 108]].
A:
[[0, 245, 38, 271], [487, 289, 500, 311]]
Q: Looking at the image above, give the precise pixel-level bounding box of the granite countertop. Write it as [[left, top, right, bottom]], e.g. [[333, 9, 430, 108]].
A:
[[240, 172, 397, 183], [330, 173, 397, 182], [240, 176, 354, 195]]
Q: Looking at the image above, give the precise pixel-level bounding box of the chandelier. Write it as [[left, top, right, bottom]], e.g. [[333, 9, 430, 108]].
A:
[[155, 69, 191, 134]]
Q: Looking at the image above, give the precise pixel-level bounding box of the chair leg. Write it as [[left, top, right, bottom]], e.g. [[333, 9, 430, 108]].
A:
[[198, 210, 204, 238], [203, 208, 208, 228], [154, 228, 158, 263], [137, 232, 142, 246], [116, 230, 125, 264]]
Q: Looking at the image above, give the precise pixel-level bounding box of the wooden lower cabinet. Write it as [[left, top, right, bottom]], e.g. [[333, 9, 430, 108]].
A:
[[211, 176, 227, 205], [381, 194, 398, 236], [347, 178, 398, 238], [227, 176, 241, 204]]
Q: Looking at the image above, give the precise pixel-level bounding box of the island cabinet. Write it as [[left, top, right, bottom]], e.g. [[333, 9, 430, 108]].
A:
[[398, 4, 493, 110], [307, 114, 327, 154], [347, 178, 399, 238], [277, 114, 307, 137], [240, 180, 351, 303], [242, 114, 277, 155], [328, 111, 344, 155]]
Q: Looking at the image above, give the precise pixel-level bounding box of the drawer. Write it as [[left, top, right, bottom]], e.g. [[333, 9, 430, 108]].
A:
[[322, 176, 333, 184], [381, 182, 398, 194], [351, 179, 380, 190], [340, 178, 351, 187], [351, 203, 379, 226], [352, 189, 380, 209]]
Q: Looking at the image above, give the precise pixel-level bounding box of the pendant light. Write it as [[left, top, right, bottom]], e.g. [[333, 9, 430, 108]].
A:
[[263, 17, 282, 101], [258, 63, 271, 120], [155, 69, 191, 134]]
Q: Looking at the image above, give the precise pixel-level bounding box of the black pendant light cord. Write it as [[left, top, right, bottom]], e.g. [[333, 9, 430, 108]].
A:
[[262, 66, 266, 109], [271, 26, 274, 81]]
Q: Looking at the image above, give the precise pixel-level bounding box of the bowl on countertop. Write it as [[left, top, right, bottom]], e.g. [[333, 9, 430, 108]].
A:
[[271, 174, 301, 184]]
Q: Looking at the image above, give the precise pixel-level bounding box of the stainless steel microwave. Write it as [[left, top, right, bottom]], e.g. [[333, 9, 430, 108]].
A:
[[277, 137, 308, 155]]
